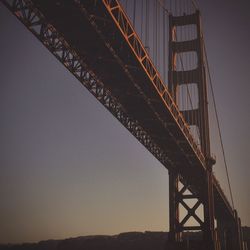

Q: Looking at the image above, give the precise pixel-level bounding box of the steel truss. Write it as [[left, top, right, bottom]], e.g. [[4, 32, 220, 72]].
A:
[[2, 0, 176, 171], [101, 0, 206, 167]]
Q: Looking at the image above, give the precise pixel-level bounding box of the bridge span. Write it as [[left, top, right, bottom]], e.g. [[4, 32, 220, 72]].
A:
[[1, 0, 244, 249]]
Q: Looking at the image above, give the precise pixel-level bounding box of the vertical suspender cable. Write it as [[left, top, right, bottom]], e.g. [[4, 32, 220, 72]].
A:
[[156, 0, 158, 68], [133, 0, 136, 27], [153, 0, 156, 63], [163, 0, 166, 84], [145, 0, 149, 52], [141, 0, 143, 41]]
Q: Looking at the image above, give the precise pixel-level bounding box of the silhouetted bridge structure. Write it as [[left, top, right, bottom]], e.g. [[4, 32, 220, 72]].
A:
[[1, 0, 246, 249]]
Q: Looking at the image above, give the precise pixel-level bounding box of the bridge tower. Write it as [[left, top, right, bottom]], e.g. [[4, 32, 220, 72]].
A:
[[168, 10, 216, 250]]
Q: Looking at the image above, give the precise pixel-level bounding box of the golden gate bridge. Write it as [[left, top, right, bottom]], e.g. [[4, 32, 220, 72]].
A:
[[1, 0, 245, 249]]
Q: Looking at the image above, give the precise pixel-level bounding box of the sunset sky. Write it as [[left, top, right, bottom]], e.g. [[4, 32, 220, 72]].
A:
[[0, 0, 249, 244]]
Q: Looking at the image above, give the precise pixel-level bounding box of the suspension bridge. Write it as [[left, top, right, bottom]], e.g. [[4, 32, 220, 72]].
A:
[[1, 0, 246, 249]]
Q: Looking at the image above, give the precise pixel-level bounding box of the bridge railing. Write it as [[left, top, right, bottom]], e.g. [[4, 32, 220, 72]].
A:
[[102, 0, 206, 167]]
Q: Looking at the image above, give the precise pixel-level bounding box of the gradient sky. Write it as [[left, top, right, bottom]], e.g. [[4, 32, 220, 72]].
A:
[[0, 0, 249, 244]]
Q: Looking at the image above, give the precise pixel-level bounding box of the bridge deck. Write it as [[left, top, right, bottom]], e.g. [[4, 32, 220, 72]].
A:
[[5, 0, 234, 221], [33, 0, 206, 180]]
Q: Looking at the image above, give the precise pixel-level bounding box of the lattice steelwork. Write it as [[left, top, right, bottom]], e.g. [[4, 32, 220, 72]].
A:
[[1, 0, 181, 172]]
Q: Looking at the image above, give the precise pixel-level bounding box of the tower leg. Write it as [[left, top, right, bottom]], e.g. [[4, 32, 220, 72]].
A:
[[169, 171, 181, 243], [203, 166, 216, 250]]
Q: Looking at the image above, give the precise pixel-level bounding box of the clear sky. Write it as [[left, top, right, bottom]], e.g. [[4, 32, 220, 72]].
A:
[[0, 0, 249, 244]]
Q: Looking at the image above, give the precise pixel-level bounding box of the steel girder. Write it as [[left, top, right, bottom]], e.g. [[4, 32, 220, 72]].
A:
[[1, 0, 176, 173]]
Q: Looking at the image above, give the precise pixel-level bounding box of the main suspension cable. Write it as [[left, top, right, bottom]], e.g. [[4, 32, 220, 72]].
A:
[[203, 36, 235, 210]]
